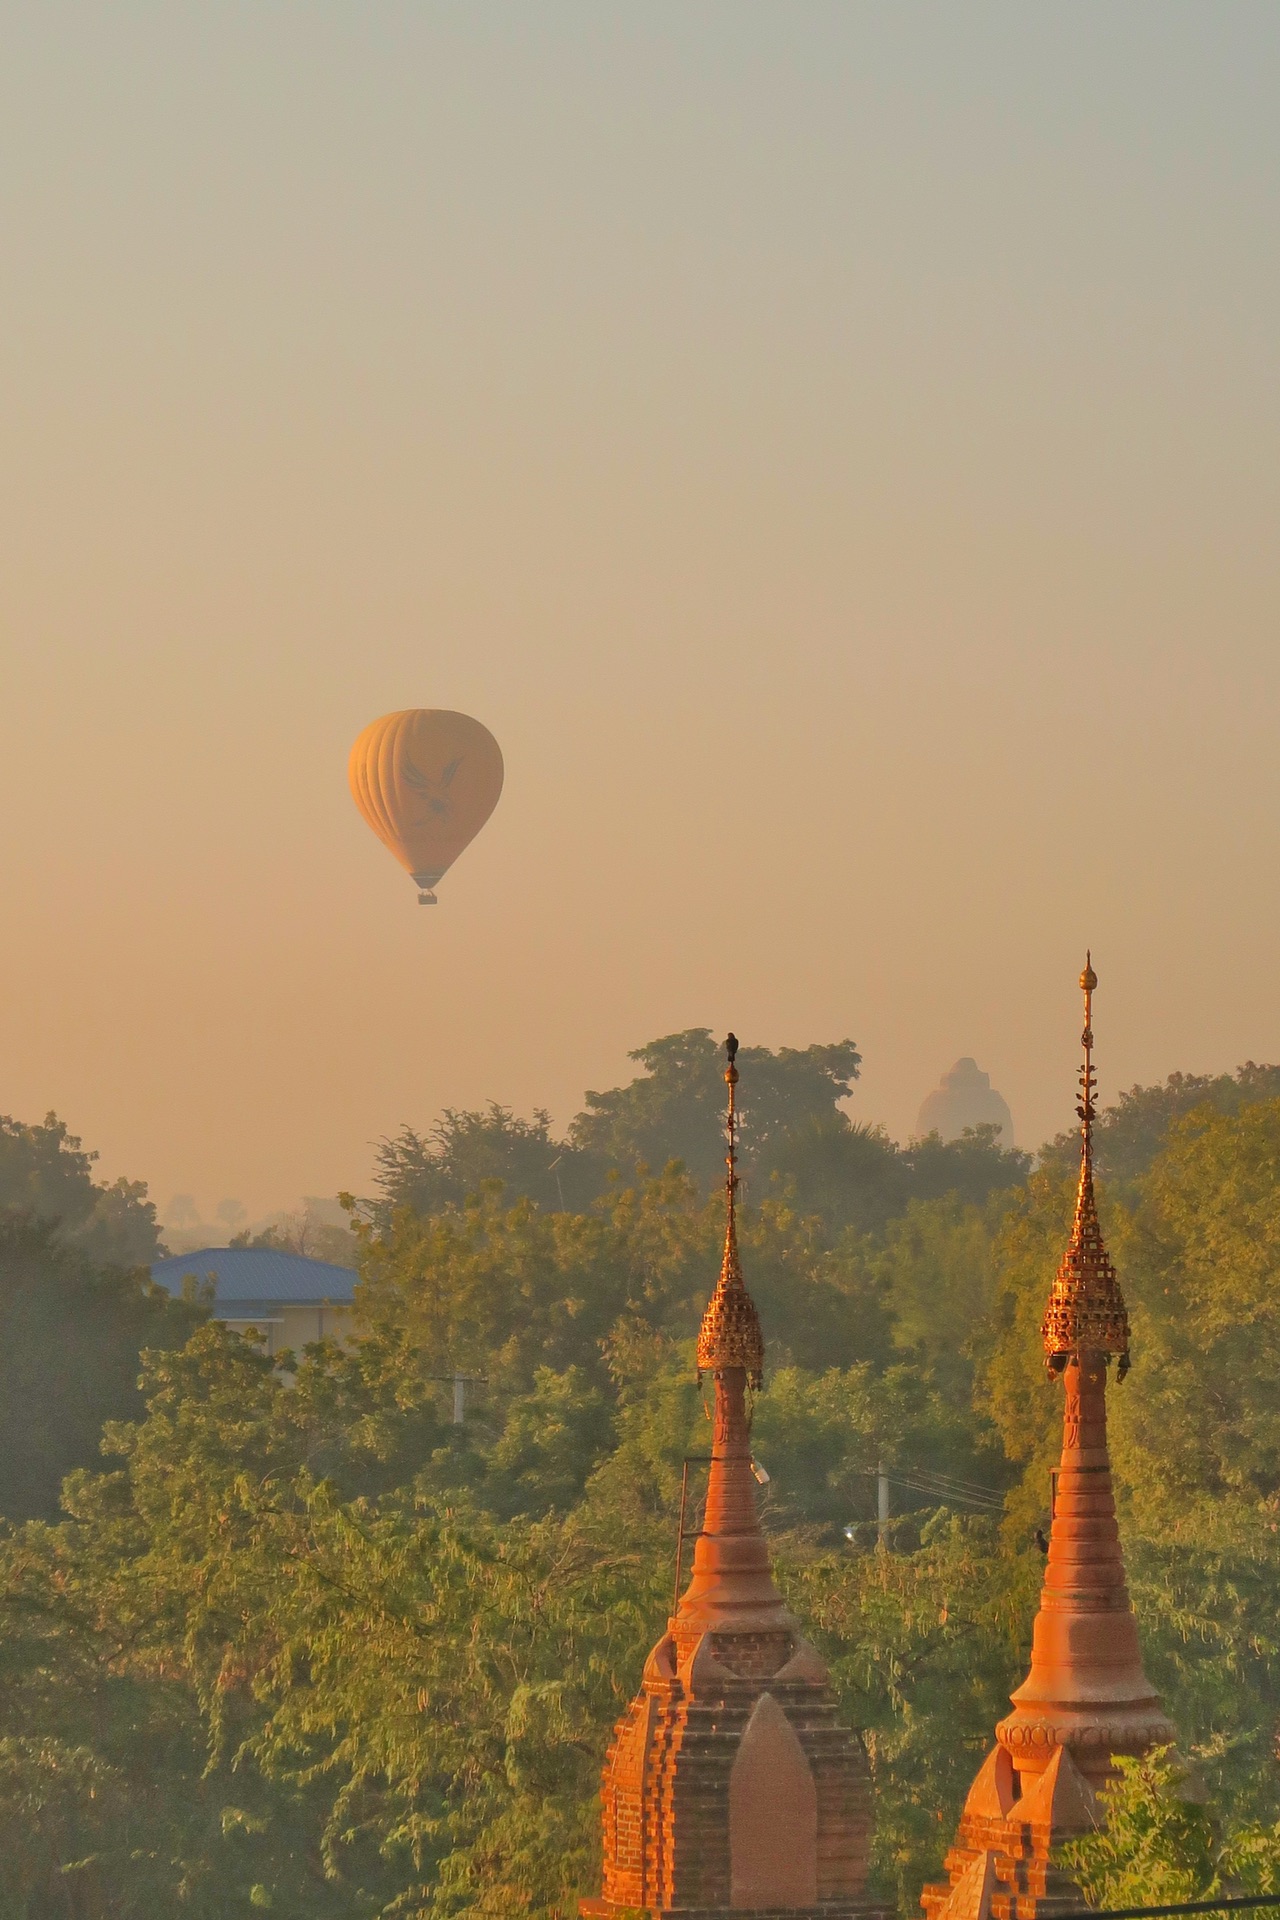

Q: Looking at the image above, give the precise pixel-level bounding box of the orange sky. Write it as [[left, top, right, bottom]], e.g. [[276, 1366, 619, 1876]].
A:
[[2, 5, 1279, 1220]]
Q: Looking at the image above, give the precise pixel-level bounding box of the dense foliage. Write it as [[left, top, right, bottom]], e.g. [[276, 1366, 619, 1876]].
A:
[[3, 1038, 1280, 1914], [368, 1029, 1030, 1235], [0, 1209, 199, 1521], [1064, 1747, 1280, 1908], [0, 1111, 162, 1266]]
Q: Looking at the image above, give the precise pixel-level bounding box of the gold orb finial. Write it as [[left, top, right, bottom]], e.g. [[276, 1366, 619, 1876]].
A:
[[1080, 952, 1097, 994]]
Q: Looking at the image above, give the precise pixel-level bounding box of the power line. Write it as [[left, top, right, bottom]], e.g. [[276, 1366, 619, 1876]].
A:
[[892, 1475, 1004, 1510], [853, 1466, 1005, 1513], [1057, 1899, 1280, 1920], [894, 1466, 1006, 1500], [890, 1477, 1004, 1513]]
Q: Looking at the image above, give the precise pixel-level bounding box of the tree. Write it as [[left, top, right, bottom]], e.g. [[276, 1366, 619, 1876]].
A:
[[370, 1105, 603, 1223], [869, 1191, 1017, 1406], [485, 1366, 615, 1518], [569, 1030, 861, 1190], [1062, 1748, 1221, 1908], [1040, 1063, 1280, 1186], [1062, 1745, 1280, 1908], [0, 1112, 98, 1223], [906, 1126, 1032, 1209], [1106, 1096, 1280, 1531], [368, 1036, 1029, 1249], [749, 1362, 1007, 1536], [0, 1325, 669, 1918], [0, 1110, 162, 1265], [235, 1201, 359, 1268], [760, 1117, 910, 1236], [0, 1209, 202, 1519], [75, 1174, 166, 1265]]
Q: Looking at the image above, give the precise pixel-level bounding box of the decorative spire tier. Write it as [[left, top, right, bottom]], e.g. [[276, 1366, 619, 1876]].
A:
[[1040, 958, 1130, 1375], [582, 1037, 881, 1920], [696, 1036, 765, 1390], [679, 1036, 789, 1638], [922, 961, 1176, 1920]]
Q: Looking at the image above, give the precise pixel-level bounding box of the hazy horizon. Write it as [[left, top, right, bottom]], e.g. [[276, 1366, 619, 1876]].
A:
[[152, 1039, 1030, 1235], [4, 3, 1280, 1217]]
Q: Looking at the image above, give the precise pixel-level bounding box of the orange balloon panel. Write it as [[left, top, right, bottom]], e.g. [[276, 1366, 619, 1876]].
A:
[[348, 710, 504, 899]]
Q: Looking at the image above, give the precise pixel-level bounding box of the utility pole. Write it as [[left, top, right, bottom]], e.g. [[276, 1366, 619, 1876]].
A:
[[877, 1461, 890, 1551], [428, 1372, 487, 1425], [673, 1455, 713, 1616]]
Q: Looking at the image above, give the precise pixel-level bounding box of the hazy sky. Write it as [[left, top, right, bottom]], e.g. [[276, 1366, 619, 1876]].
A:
[[3, 3, 1279, 1219]]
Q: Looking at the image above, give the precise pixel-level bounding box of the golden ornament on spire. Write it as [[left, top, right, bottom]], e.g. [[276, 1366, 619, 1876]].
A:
[[696, 1032, 765, 1389], [1041, 955, 1131, 1375]]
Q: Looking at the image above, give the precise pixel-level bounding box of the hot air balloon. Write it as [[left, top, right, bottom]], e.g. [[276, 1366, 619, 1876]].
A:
[[349, 709, 504, 904]]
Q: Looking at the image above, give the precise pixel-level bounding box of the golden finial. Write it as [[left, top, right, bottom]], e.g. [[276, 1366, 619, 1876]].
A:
[[1041, 957, 1131, 1376], [725, 1030, 740, 1212], [696, 1032, 764, 1389], [1079, 950, 1097, 1164]]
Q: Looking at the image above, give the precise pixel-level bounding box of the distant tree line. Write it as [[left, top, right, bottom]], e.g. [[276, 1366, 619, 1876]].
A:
[[366, 1026, 1031, 1233]]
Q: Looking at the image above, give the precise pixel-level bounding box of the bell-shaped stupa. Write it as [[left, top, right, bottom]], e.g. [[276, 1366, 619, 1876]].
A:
[[921, 961, 1175, 1920], [582, 1037, 881, 1918], [917, 1058, 1015, 1145]]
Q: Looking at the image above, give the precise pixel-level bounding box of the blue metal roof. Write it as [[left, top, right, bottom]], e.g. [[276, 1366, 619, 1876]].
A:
[[151, 1247, 358, 1305]]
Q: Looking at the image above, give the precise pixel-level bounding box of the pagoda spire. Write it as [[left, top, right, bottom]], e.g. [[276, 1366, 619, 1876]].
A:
[[678, 1032, 788, 1634], [997, 957, 1172, 1792], [583, 1035, 877, 1919], [922, 963, 1176, 1920]]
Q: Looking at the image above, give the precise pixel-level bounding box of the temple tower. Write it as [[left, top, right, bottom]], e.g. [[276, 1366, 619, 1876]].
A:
[[921, 960, 1176, 1920], [582, 1036, 881, 1919]]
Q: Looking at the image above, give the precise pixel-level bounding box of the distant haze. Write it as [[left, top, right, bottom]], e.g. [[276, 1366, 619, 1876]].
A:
[[2, 5, 1279, 1213], [917, 1060, 1017, 1149]]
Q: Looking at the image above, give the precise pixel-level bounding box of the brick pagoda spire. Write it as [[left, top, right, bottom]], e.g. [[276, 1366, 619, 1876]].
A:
[[582, 1036, 880, 1919], [921, 960, 1175, 1920]]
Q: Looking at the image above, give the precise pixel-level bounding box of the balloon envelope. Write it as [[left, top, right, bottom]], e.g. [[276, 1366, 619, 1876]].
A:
[[349, 710, 504, 901]]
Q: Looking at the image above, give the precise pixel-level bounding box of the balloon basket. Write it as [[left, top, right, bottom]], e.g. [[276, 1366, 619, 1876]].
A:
[[417, 890, 438, 906]]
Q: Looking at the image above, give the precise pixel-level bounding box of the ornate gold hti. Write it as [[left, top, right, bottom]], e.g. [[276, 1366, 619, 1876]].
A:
[[1040, 956, 1131, 1375], [696, 1032, 765, 1390]]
